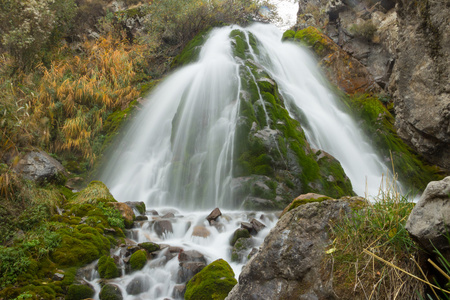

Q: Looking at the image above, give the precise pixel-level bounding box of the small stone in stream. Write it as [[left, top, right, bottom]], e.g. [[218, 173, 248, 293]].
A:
[[250, 219, 266, 233], [173, 284, 186, 298], [161, 212, 175, 219], [154, 220, 173, 237], [192, 226, 211, 238], [206, 207, 222, 225], [230, 228, 251, 246], [178, 250, 206, 264], [135, 215, 148, 221], [126, 275, 150, 295], [178, 261, 206, 283], [148, 210, 159, 216], [241, 222, 255, 234]]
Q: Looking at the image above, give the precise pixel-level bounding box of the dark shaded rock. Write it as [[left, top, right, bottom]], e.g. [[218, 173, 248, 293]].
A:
[[52, 272, 65, 281], [100, 284, 123, 300], [135, 215, 148, 221], [206, 207, 222, 225], [178, 261, 206, 283], [126, 275, 150, 295], [226, 200, 350, 300], [406, 176, 450, 259], [230, 228, 251, 246], [178, 250, 206, 264], [154, 220, 173, 237], [14, 150, 66, 184], [250, 219, 266, 233]]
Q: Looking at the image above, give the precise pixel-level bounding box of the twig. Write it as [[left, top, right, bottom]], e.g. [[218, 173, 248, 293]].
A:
[[363, 249, 450, 294]]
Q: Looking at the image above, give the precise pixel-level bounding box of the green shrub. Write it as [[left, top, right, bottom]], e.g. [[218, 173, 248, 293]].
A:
[[0, 246, 31, 288]]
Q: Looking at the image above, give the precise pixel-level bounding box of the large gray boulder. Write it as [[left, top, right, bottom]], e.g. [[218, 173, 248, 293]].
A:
[[226, 199, 351, 300], [406, 176, 450, 258], [14, 150, 66, 184]]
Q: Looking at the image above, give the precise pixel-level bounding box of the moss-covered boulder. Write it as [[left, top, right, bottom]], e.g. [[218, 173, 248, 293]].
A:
[[281, 193, 331, 217], [71, 181, 116, 204], [129, 249, 147, 271], [98, 255, 119, 279], [184, 259, 237, 300], [99, 284, 123, 300], [138, 242, 160, 253], [231, 237, 253, 262], [230, 228, 251, 246], [66, 284, 95, 300]]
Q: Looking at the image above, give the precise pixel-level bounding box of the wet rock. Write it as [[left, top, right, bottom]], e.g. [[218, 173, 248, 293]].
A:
[[138, 242, 160, 253], [210, 220, 225, 232], [406, 177, 450, 259], [126, 275, 150, 295], [230, 228, 251, 246], [154, 220, 173, 237], [178, 250, 206, 264], [192, 226, 211, 238], [173, 284, 186, 298], [240, 222, 254, 234], [124, 245, 140, 257], [135, 215, 148, 221], [124, 201, 146, 215], [100, 284, 123, 300], [250, 219, 266, 233], [161, 212, 175, 219], [231, 237, 253, 262], [109, 202, 135, 228], [52, 272, 65, 281], [178, 261, 206, 283], [206, 207, 222, 225], [148, 209, 159, 216], [226, 199, 350, 299], [14, 150, 66, 184], [247, 248, 258, 259]]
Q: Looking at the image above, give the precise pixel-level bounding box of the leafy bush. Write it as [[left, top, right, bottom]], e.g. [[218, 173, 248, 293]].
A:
[[0, 246, 31, 288]]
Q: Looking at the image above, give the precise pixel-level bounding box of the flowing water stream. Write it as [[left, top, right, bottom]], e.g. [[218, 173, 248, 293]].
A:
[[94, 22, 390, 299]]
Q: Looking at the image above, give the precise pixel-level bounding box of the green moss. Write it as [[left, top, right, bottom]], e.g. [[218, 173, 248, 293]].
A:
[[66, 284, 94, 300], [138, 242, 160, 253], [292, 27, 332, 56], [231, 237, 252, 262], [230, 228, 251, 246], [282, 30, 295, 41], [98, 255, 119, 279], [171, 27, 213, 68], [129, 249, 147, 271], [342, 93, 442, 191], [134, 202, 146, 215], [185, 259, 237, 300], [51, 224, 111, 267], [287, 196, 330, 212], [230, 29, 249, 60], [71, 181, 116, 204], [99, 284, 122, 300]]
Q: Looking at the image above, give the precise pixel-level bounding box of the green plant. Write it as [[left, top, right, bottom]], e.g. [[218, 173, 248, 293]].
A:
[[0, 246, 31, 288], [329, 174, 424, 299], [349, 19, 378, 40]]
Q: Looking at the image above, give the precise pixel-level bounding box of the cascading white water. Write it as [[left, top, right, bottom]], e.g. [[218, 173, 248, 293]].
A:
[[102, 24, 388, 205], [93, 21, 395, 300]]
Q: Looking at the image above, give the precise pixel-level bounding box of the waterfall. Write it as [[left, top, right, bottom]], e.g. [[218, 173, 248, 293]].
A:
[[101, 23, 388, 209]]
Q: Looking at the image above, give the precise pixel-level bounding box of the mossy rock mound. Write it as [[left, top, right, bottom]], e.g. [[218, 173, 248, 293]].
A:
[[67, 284, 95, 300], [100, 284, 123, 300], [51, 225, 111, 267], [138, 242, 160, 253], [281, 193, 331, 217], [98, 255, 119, 279], [185, 259, 237, 300], [71, 181, 116, 204], [230, 228, 251, 246], [130, 249, 147, 271], [171, 27, 213, 68]]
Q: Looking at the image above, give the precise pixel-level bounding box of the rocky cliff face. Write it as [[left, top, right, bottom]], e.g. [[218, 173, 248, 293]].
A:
[[295, 0, 449, 172], [389, 0, 450, 170]]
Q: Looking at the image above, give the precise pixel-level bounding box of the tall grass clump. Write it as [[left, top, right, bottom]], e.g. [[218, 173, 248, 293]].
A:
[[329, 174, 425, 299]]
